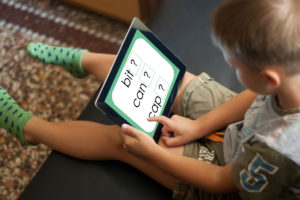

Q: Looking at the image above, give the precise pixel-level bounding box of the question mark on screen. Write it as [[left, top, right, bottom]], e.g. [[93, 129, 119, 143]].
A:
[[158, 84, 165, 91], [130, 59, 137, 66], [144, 71, 150, 78]]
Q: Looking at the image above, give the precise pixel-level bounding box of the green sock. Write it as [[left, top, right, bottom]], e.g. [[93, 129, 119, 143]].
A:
[[27, 42, 88, 78], [0, 87, 34, 145]]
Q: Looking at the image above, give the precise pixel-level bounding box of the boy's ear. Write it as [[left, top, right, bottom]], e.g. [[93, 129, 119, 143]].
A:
[[261, 67, 282, 88]]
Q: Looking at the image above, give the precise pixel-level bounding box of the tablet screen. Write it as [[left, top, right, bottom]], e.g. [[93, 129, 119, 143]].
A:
[[95, 18, 186, 139]]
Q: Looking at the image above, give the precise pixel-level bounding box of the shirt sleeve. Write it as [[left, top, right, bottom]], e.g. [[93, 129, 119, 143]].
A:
[[231, 142, 300, 200]]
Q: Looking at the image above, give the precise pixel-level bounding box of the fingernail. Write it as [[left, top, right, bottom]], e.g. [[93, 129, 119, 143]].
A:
[[121, 124, 128, 130]]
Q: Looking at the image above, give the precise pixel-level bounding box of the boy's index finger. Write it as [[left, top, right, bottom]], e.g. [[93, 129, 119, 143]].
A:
[[148, 116, 171, 126]]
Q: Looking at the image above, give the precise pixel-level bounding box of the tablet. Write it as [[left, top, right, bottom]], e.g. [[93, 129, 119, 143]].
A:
[[95, 18, 186, 141]]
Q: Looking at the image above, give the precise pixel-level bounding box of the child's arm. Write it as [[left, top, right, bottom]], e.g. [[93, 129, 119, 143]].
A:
[[120, 124, 237, 193], [152, 148, 237, 193], [149, 89, 257, 146]]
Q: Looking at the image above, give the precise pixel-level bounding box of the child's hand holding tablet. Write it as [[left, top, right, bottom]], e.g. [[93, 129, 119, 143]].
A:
[[95, 18, 186, 142]]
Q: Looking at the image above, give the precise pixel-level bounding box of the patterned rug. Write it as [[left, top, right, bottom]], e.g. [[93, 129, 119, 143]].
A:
[[0, 0, 127, 199]]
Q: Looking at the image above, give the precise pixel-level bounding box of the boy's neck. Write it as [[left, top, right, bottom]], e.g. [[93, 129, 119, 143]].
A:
[[276, 74, 300, 110]]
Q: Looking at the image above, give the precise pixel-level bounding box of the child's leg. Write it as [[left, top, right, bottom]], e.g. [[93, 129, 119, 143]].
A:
[[27, 43, 88, 78], [24, 116, 182, 190], [26, 42, 195, 107], [0, 82, 184, 189], [61, 47, 196, 114], [26, 42, 115, 82], [0, 87, 34, 145], [80, 52, 116, 83], [172, 72, 195, 113]]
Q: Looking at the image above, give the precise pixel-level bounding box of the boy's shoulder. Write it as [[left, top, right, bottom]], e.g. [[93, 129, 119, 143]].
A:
[[243, 94, 300, 165]]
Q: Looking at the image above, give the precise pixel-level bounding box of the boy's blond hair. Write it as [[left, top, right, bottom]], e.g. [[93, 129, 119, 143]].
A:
[[211, 0, 300, 74]]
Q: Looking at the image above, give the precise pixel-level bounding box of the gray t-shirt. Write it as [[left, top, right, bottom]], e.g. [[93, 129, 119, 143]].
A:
[[223, 95, 300, 199]]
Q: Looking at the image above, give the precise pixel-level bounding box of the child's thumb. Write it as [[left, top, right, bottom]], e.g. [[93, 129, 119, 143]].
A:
[[121, 124, 137, 138]]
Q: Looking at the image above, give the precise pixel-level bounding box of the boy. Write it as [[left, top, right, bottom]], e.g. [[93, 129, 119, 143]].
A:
[[120, 0, 300, 199], [0, 0, 299, 199]]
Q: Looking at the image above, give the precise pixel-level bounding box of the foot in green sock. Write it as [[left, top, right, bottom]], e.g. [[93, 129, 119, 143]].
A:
[[0, 87, 34, 145], [27, 42, 88, 78]]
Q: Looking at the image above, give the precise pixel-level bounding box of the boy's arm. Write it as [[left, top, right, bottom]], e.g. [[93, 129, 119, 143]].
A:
[[150, 89, 257, 146], [194, 89, 257, 135], [152, 147, 237, 193], [120, 124, 238, 193]]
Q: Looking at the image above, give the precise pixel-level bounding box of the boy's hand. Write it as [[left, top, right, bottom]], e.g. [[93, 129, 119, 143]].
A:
[[148, 115, 198, 147], [119, 124, 158, 159]]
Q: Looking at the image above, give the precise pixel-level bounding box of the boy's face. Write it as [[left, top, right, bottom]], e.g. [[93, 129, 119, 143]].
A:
[[222, 49, 269, 94]]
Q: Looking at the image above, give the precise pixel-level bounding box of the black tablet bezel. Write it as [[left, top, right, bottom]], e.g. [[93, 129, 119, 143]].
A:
[[95, 18, 186, 142]]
